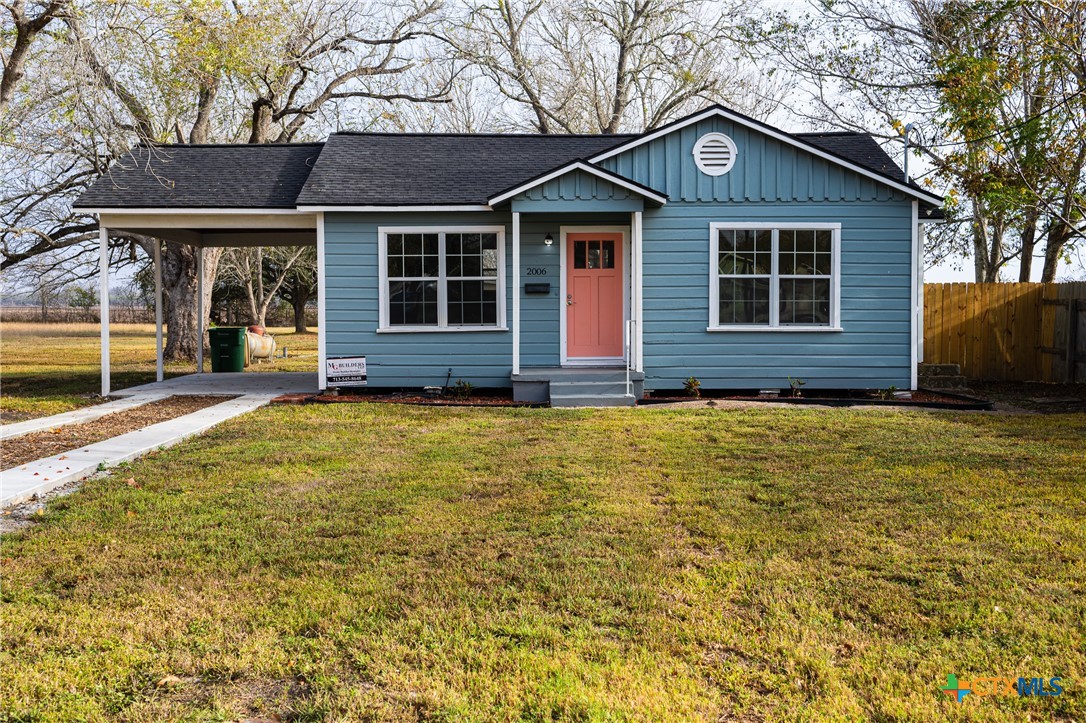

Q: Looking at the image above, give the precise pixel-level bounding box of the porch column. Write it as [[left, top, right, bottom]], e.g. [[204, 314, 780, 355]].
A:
[[153, 240, 163, 382], [316, 212, 327, 390], [512, 211, 521, 375], [196, 245, 204, 374], [917, 222, 926, 363], [632, 211, 644, 372], [99, 225, 110, 396]]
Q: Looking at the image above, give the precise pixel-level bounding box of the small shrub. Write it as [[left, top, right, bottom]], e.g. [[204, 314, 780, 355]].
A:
[[683, 376, 702, 398], [877, 385, 899, 401], [787, 376, 806, 398], [449, 379, 474, 400]]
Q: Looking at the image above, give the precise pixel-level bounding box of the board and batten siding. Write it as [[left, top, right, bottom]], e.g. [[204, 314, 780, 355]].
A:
[[599, 115, 916, 390]]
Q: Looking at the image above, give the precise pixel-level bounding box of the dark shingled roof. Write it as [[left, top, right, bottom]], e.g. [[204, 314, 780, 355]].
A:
[[74, 143, 324, 209], [74, 109, 940, 210], [294, 133, 639, 207], [794, 132, 907, 183]]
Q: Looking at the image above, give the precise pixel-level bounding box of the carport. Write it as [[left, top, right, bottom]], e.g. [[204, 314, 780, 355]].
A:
[[92, 209, 320, 397], [73, 142, 328, 398]]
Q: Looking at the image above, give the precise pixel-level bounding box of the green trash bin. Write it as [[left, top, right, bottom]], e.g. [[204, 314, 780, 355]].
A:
[[208, 327, 246, 373]]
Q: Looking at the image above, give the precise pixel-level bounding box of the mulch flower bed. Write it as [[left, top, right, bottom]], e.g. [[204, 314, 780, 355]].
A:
[[641, 388, 993, 410], [272, 391, 536, 407], [2, 395, 234, 470]]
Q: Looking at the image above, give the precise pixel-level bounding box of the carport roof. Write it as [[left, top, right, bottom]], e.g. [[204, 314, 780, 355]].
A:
[[73, 143, 324, 210]]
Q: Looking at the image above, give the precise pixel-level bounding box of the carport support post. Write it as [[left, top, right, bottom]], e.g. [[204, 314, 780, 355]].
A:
[[196, 245, 204, 374], [154, 241, 163, 382], [99, 225, 110, 397]]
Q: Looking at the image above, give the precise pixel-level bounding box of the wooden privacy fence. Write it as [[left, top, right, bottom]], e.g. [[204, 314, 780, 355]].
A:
[[924, 282, 1086, 382]]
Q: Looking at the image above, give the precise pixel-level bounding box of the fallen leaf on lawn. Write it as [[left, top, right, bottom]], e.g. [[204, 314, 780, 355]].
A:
[[125, 478, 139, 487], [156, 675, 184, 688]]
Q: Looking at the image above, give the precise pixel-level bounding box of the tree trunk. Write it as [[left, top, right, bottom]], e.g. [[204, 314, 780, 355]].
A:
[[292, 287, 311, 332], [161, 242, 223, 361], [1041, 222, 1074, 283], [1018, 209, 1040, 282]]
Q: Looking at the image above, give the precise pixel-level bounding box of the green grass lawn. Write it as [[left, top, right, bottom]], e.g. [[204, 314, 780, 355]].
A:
[[2, 403, 1083, 721], [0, 323, 317, 422]]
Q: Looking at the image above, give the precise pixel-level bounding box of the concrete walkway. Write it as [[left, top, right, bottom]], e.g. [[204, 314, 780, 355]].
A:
[[1, 394, 275, 508], [0, 394, 167, 441], [116, 371, 317, 397]]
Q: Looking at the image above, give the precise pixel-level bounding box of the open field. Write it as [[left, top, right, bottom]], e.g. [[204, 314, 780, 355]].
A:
[[0, 323, 317, 422], [2, 401, 1084, 721]]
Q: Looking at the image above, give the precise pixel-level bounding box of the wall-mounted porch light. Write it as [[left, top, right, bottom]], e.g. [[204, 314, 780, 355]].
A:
[[544, 233, 554, 246]]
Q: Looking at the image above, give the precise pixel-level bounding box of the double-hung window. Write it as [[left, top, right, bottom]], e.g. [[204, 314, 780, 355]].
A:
[[709, 223, 840, 330], [380, 226, 506, 331]]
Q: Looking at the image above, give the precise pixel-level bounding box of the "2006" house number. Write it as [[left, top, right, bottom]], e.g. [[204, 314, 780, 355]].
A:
[[526, 267, 548, 276]]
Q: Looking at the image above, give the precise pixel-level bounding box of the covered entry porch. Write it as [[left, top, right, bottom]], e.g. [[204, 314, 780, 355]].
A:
[[500, 161, 664, 405], [95, 209, 323, 398]]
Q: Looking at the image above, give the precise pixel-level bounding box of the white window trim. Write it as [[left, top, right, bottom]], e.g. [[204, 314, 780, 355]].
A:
[[708, 222, 842, 332], [378, 225, 507, 333]]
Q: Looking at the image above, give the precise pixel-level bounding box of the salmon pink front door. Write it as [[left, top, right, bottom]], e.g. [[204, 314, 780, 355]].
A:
[[566, 232, 624, 360]]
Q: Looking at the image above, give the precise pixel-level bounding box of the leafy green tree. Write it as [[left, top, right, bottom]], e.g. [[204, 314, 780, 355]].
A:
[[753, 0, 1085, 282]]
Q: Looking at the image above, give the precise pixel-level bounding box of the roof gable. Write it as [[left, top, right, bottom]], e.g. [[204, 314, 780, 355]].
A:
[[589, 105, 942, 205], [488, 161, 667, 206]]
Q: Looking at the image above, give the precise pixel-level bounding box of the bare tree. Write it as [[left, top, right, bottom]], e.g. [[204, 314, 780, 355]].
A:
[[218, 246, 308, 327], [444, 0, 778, 133], [0, 1, 67, 113], [1, 0, 449, 360]]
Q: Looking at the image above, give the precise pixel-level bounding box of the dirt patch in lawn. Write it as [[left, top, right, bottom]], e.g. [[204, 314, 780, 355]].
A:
[[1, 395, 234, 469], [968, 380, 1086, 413]]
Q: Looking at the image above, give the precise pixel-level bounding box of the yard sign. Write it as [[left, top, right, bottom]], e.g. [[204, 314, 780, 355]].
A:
[[326, 356, 367, 387]]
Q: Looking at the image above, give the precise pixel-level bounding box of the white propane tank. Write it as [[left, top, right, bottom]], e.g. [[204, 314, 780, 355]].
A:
[[246, 330, 277, 362]]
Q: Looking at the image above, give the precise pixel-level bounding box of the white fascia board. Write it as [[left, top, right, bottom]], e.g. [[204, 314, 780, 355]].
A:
[[296, 204, 493, 212], [79, 207, 305, 215], [487, 161, 668, 206], [588, 107, 945, 206]]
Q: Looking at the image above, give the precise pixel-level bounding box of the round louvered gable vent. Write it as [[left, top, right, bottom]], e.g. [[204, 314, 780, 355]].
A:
[[693, 132, 737, 176]]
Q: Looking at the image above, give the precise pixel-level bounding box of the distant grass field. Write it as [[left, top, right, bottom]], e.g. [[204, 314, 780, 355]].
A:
[[2, 402, 1085, 721], [0, 323, 317, 422]]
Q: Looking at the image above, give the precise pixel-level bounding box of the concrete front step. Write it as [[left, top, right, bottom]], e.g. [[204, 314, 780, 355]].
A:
[[550, 393, 637, 408], [512, 366, 644, 405], [550, 380, 632, 397]]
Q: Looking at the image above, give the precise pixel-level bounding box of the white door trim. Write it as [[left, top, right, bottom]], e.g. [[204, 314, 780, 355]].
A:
[[559, 225, 631, 367]]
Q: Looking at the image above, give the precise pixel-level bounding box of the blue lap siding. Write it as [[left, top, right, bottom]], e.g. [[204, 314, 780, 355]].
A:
[[323, 115, 917, 391], [597, 116, 915, 391]]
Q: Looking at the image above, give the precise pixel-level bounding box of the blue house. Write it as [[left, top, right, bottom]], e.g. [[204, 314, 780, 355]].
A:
[[77, 105, 943, 406]]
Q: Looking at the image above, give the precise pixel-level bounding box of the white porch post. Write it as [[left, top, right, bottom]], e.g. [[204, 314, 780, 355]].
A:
[[99, 225, 110, 396], [917, 221, 926, 364], [632, 210, 644, 372], [153, 241, 163, 382], [910, 201, 919, 389], [317, 212, 327, 390], [512, 211, 521, 375], [196, 245, 204, 374]]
